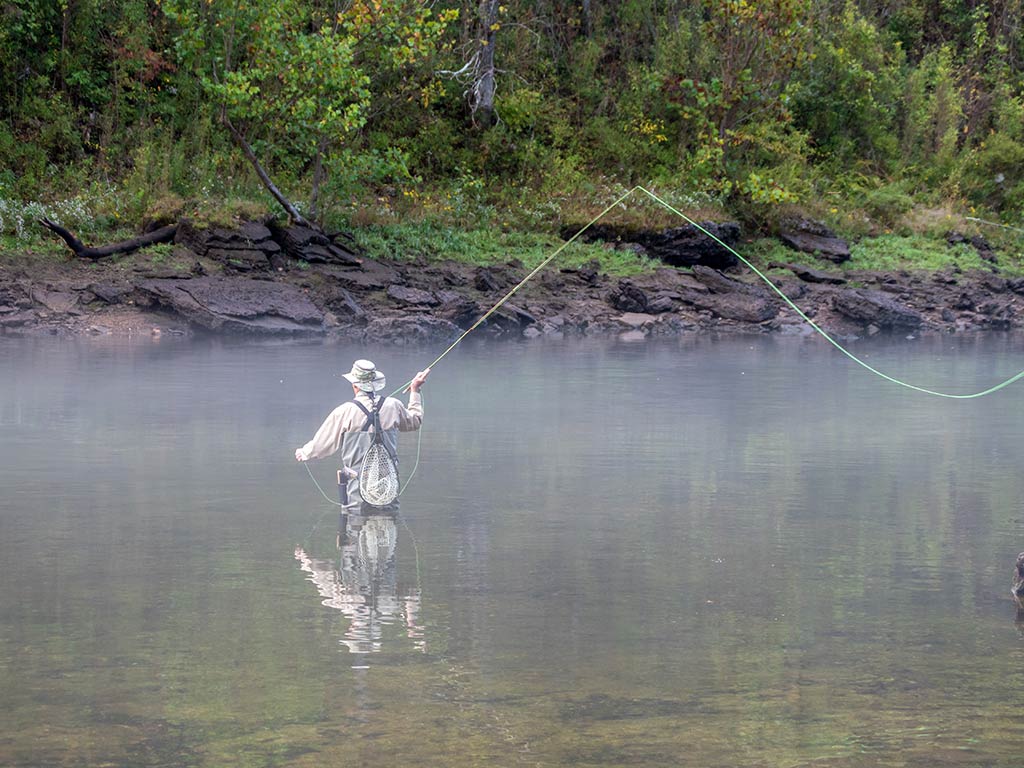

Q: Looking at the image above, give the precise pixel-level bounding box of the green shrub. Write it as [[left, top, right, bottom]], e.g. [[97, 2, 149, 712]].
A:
[[956, 132, 1024, 213], [861, 183, 915, 229], [788, 2, 904, 171]]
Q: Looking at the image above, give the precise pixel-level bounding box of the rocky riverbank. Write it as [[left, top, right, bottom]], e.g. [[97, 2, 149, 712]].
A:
[[2, 219, 1022, 342]]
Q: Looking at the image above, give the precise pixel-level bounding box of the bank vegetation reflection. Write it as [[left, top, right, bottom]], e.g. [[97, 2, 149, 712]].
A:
[[295, 512, 424, 654]]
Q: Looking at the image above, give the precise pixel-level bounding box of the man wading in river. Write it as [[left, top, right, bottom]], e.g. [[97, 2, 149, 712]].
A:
[[295, 360, 429, 511]]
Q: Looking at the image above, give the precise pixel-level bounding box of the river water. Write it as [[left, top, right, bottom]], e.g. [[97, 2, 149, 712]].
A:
[[1, 333, 1023, 767]]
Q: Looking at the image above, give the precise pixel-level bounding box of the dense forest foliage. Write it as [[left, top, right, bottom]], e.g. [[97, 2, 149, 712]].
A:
[[1, 0, 1023, 241]]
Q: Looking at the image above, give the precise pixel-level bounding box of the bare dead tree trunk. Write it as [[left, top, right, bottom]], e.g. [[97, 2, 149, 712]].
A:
[[40, 219, 178, 259], [471, 0, 500, 126], [224, 118, 312, 228]]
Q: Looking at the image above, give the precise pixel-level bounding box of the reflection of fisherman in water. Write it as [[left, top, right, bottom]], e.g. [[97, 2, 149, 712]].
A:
[[295, 511, 424, 654]]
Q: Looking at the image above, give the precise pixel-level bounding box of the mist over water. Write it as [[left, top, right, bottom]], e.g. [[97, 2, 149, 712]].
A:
[[2, 333, 1023, 767]]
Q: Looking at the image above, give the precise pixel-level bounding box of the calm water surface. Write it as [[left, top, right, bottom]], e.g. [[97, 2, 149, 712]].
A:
[[1, 333, 1023, 767]]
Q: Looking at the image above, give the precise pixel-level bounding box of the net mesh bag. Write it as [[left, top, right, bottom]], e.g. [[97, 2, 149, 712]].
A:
[[359, 441, 400, 507]]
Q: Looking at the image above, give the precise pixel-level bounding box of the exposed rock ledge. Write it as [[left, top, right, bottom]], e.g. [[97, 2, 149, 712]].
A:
[[3, 221, 1022, 343]]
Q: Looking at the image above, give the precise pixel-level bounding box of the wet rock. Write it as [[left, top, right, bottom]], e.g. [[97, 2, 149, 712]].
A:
[[435, 291, 480, 328], [772, 279, 807, 300], [386, 284, 438, 307], [87, 282, 133, 305], [647, 295, 677, 314], [138, 276, 325, 334], [608, 279, 648, 312], [617, 312, 657, 329], [493, 303, 536, 329], [978, 300, 1015, 328], [32, 289, 80, 314], [473, 265, 512, 293], [0, 310, 36, 327], [618, 329, 648, 342], [360, 315, 460, 344], [322, 286, 365, 319], [779, 219, 850, 264], [560, 260, 602, 285], [690, 265, 750, 295], [316, 261, 397, 291], [832, 289, 922, 330], [979, 274, 1007, 293], [782, 263, 847, 284], [678, 291, 779, 324], [954, 292, 975, 311]]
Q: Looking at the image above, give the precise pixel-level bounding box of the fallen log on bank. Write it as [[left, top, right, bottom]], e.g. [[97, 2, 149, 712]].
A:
[[39, 218, 178, 260]]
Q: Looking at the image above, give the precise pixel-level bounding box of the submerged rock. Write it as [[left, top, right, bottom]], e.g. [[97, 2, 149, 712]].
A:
[[360, 315, 460, 344]]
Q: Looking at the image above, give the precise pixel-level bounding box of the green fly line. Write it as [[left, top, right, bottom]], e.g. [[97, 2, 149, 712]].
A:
[[306, 185, 1024, 508], [392, 184, 1024, 400]]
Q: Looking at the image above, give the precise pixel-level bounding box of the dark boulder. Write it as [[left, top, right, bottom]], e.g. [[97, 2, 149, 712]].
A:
[[86, 282, 133, 305], [360, 315, 460, 344], [564, 223, 741, 269], [435, 291, 480, 328], [690, 265, 753, 295], [782, 263, 847, 285], [386, 285, 439, 307], [647, 295, 677, 314], [947, 230, 998, 263], [322, 286, 365, 320], [642, 222, 741, 269], [491, 302, 537, 330], [473, 265, 514, 293], [138, 276, 325, 334], [608, 279, 649, 312], [678, 290, 778, 324], [175, 220, 283, 271], [315, 261, 397, 291], [832, 289, 922, 330], [977, 300, 1015, 328], [269, 223, 360, 266], [779, 219, 850, 264]]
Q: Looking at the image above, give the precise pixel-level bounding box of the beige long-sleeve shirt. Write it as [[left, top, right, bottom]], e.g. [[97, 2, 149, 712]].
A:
[[296, 391, 423, 461]]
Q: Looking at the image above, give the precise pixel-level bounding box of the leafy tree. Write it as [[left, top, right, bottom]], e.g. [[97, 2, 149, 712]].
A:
[[788, 2, 904, 171], [165, 0, 455, 225]]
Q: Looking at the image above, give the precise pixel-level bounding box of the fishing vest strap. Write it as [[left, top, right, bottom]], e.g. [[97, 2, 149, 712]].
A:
[[351, 396, 385, 432]]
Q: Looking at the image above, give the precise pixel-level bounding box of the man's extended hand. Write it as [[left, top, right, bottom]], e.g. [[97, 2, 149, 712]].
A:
[[295, 448, 307, 462], [409, 368, 431, 393]]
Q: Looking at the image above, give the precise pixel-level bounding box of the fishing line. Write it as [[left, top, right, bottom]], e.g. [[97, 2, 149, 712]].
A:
[[388, 185, 1024, 400], [305, 185, 1024, 508], [633, 186, 1024, 399], [965, 216, 1024, 235]]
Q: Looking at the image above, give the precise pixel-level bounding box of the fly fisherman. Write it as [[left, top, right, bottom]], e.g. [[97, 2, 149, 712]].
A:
[[295, 360, 429, 510]]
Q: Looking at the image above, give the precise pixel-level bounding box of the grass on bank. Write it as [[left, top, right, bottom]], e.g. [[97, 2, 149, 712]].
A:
[[744, 233, 1024, 276], [3, 179, 1023, 278], [350, 222, 662, 276]]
